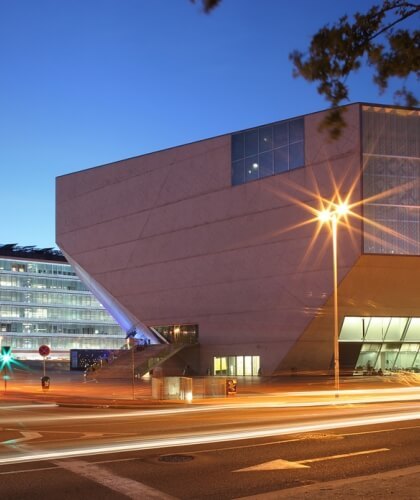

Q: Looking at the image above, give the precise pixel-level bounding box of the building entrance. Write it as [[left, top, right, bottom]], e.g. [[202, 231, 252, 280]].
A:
[[340, 316, 420, 373]]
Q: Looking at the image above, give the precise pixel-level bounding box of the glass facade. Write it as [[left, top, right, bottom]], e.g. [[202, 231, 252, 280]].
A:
[[231, 117, 304, 185], [213, 355, 260, 376], [0, 256, 125, 359], [340, 316, 420, 372], [362, 106, 420, 255], [151, 324, 198, 344]]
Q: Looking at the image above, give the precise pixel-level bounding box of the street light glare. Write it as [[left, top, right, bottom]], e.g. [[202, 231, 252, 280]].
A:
[[318, 202, 350, 225], [318, 209, 332, 223], [336, 202, 349, 216]]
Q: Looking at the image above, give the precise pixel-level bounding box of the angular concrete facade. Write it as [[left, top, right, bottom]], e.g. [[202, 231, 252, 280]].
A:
[[56, 103, 420, 376]]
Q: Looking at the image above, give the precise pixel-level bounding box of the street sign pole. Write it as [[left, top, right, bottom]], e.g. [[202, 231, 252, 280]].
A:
[[132, 345, 135, 401], [38, 345, 51, 388], [127, 337, 136, 401]]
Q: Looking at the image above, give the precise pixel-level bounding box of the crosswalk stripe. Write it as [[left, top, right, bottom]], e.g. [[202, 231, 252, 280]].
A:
[[55, 459, 177, 500]]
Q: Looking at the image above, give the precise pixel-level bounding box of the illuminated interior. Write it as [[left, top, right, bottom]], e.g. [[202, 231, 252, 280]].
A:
[[340, 316, 420, 372], [213, 355, 260, 376]]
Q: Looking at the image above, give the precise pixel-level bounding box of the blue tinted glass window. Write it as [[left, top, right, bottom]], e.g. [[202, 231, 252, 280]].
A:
[[274, 146, 288, 173], [289, 142, 304, 169], [259, 151, 273, 178], [232, 134, 244, 161], [274, 122, 288, 148], [289, 119, 304, 142], [232, 160, 245, 185], [244, 130, 258, 157], [245, 156, 259, 182], [259, 126, 273, 153], [231, 117, 304, 186]]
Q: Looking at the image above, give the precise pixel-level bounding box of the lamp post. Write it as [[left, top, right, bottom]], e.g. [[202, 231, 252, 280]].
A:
[[318, 202, 349, 398]]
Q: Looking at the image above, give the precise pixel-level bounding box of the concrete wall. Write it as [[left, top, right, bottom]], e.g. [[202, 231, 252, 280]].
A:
[[56, 104, 363, 374]]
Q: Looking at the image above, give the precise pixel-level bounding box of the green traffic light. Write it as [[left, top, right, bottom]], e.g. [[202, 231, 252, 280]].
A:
[[2, 353, 11, 363], [1, 346, 15, 370]]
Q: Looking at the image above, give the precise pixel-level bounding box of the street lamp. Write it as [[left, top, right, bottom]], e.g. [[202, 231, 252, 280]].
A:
[[318, 202, 349, 397]]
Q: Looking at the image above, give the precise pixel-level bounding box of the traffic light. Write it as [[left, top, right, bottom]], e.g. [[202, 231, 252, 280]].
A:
[[1, 346, 12, 370]]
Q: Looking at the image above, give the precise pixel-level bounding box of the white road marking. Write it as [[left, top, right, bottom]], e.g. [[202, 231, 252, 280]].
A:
[[300, 447, 389, 464], [236, 459, 309, 471], [0, 465, 58, 475], [2, 431, 42, 445], [55, 459, 177, 500], [234, 447, 389, 471], [190, 424, 420, 455]]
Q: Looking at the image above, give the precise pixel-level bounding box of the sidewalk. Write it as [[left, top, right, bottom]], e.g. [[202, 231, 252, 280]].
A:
[[238, 465, 420, 500], [1, 371, 419, 409]]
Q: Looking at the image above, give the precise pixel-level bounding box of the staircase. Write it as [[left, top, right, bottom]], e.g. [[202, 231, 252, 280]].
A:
[[92, 344, 187, 381]]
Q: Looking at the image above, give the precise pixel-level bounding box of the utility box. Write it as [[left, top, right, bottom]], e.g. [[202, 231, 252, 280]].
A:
[[152, 376, 193, 401]]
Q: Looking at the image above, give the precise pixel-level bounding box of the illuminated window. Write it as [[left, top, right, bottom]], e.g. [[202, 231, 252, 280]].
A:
[[340, 315, 420, 372], [213, 355, 260, 376]]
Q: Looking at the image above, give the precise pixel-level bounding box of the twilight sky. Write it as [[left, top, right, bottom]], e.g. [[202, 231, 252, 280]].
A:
[[0, 0, 415, 249]]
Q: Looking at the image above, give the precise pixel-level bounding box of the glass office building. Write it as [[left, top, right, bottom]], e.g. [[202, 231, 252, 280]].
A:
[[0, 244, 125, 359]]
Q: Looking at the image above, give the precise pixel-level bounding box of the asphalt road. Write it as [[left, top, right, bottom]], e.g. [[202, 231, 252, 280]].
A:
[[0, 401, 419, 499]]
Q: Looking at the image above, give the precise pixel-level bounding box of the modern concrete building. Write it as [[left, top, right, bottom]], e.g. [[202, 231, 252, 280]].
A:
[[0, 244, 125, 359], [56, 103, 420, 376]]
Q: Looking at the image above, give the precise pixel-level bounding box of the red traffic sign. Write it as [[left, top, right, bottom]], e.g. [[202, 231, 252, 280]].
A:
[[38, 345, 50, 357]]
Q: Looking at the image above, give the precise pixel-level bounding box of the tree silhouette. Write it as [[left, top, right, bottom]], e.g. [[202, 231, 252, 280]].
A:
[[191, 0, 419, 139], [290, 0, 419, 138]]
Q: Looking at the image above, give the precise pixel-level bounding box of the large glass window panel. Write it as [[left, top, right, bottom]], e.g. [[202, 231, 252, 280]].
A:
[[213, 357, 221, 375], [228, 356, 236, 376], [252, 356, 260, 376], [289, 142, 304, 169], [289, 118, 304, 142], [274, 146, 288, 173], [365, 317, 389, 341], [231, 133, 244, 161], [232, 160, 245, 185], [405, 318, 420, 341], [244, 130, 258, 157], [244, 356, 252, 376], [259, 151, 274, 178], [414, 349, 420, 371], [384, 317, 408, 341], [394, 344, 419, 370], [378, 343, 400, 370], [273, 122, 288, 148], [236, 356, 244, 376], [355, 344, 380, 371], [259, 126, 273, 152], [221, 357, 227, 375], [245, 156, 259, 182], [340, 317, 364, 341]]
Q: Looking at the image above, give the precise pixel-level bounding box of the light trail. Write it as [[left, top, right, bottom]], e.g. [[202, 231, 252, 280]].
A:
[[280, 387, 420, 396], [0, 388, 419, 426], [0, 409, 419, 465], [0, 404, 57, 411]]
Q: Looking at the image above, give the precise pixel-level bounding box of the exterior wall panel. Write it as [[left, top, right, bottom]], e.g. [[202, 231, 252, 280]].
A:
[[57, 105, 364, 374]]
